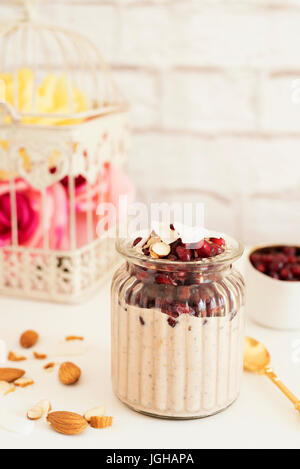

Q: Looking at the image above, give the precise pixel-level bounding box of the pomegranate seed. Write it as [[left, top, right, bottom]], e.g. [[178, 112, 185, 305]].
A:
[[280, 268, 292, 280], [269, 260, 284, 272], [176, 246, 192, 262], [185, 240, 204, 250], [197, 241, 213, 258], [133, 237, 142, 247], [250, 253, 262, 264], [142, 247, 150, 256], [291, 265, 300, 277], [277, 253, 288, 263], [177, 286, 191, 301], [168, 317, 178, 328], [156, 275, 176, 286], [270, 273, 280, 280], [257, 264, 266, 273], [283, 246, 296, 256], [172, 303, 195, 316], [210, 242, 224, 256], [210, 237, 225, 248], [165, 254, 176, 261], [137, 271, 150, 282]]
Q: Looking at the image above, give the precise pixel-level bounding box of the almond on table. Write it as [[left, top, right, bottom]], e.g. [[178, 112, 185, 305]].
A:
[[150, 242, 171, 259], [34, 352, 47, 360], [14, 378, 34, 388], [27, 400, 52, 421], [59, 362, 81, 385], [20, 330, 39, 349], [7, 351, 26, 362], [47, 412, 88, 436], [65, 336, 84, 342], [84, 406, 106, 422], [90, 416, 113, 429], [0, 381, 15, 396], [44, 362, 57, 372], [0, 368, 25, 383]]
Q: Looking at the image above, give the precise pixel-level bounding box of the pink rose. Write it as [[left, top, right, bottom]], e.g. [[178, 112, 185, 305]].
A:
[[0, 192, 38, 246], [0, 180, 68, 249]]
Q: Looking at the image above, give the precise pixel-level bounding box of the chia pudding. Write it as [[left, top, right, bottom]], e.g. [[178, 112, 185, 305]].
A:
[[111, 226, 245, 419]]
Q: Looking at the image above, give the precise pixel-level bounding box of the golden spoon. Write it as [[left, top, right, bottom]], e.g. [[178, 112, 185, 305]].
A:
[[244, 337, 300, 413]]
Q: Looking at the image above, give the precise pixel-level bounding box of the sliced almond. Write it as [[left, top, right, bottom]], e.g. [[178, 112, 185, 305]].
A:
[[44, 362, 57, 372], [27, 400, 52, 421], [7, 351, 26, 362], [90, 416, 113, 429], [20, 330, 39, 349], [145, 234, 161, 249], [27, 407, 43, 421], [58, 362, 81, 385], [34, 352, 47, 360], [5, 386, 16, 396], [14, 378, 34, 388], [65, 336, 84, 342], [0, 381, 14, 396], [38, 400, 52, 415], [84, 406, 106, 423], [151, 222, 180, 245], [47, 412, 88, 435], [150, 242, 171, 259], [0, 368, 25, 383]]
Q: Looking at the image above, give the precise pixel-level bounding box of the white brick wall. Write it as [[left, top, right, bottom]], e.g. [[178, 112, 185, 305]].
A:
[[161, 70, 257, 132], [1, 0, 300, 243]]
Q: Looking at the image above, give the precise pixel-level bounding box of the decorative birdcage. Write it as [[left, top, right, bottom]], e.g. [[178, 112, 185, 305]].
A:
[[0, 0, 131, 303]]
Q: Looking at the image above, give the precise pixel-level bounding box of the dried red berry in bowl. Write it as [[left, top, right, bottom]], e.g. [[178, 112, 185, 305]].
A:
[[250, 245, 300, 282]]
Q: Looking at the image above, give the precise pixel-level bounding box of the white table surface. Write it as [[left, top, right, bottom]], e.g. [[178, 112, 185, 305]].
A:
[[0, 256, 300, 450]]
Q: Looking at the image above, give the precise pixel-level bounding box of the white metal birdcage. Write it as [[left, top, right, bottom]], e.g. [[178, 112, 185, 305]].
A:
[[0, 0, 130, 303]]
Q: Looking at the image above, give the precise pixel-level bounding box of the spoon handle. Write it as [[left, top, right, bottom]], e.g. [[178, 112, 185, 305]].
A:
[[264, 367, 300, 412]]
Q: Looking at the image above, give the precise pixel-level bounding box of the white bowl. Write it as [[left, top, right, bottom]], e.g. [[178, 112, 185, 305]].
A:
[[246, 246, 300, 330]]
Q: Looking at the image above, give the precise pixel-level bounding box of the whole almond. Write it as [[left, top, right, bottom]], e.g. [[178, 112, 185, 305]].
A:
[[47, 412, 88, 435], [0, 368, 25, 383], [59, 362, 81, 385], [20, 330, 39, 349]]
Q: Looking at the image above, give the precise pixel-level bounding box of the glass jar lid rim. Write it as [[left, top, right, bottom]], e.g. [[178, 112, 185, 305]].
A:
[[116, 231, 244, 268]]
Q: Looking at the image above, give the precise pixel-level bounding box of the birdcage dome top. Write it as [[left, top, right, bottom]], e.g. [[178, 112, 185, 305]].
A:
[[0, 0, 127, 126]]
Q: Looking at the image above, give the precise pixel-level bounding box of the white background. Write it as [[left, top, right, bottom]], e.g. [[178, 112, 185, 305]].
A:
[[0, 256, 300, 450]]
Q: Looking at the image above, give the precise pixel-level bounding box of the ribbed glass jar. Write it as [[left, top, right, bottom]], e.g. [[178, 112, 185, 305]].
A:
[[111, 234, 245, 419]]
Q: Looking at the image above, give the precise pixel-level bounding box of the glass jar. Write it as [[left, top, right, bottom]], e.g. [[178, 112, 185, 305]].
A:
[[111, 234, 245, 419]]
